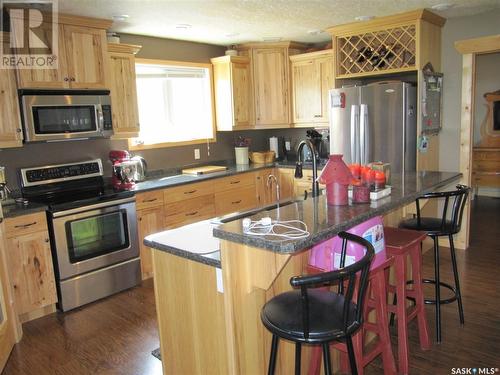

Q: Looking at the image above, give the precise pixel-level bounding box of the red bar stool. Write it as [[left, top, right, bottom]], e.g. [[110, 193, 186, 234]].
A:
[[307, 258, 397, 375], [384, 227, 431, 375]]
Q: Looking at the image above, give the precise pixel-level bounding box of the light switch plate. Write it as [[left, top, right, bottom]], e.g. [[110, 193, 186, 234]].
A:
[[194, 148, 200, 160]]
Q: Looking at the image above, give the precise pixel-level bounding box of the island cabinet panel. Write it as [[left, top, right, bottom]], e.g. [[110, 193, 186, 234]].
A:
[[220, 241, 323, 374], [152, 250, 228, 375], [108, 44, 141, 138], [5, 213, 57, 320], [137, 206, 164, 280], [164, 194, 215, 228]]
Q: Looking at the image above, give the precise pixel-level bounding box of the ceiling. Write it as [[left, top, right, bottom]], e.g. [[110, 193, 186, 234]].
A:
[[58, 0, 500, 46]]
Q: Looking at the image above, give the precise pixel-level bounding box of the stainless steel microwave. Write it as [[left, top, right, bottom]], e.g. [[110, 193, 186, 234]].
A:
[[19, 89, 113, 142]]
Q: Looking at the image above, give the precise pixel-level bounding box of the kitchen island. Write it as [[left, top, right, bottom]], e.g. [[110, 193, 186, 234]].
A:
[[145, 171, 461, 375]]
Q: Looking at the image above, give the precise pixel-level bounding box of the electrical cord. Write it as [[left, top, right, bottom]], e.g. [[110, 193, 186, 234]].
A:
[[243, 218, 310, 240]]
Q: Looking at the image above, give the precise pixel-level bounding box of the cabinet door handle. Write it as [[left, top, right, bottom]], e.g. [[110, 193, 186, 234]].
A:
[[14, 221, 37, 228], [142, 198, 157, 203], [314, 114, 322, 118], [64, 77, 69, 82], [185, 211, 198, 217], [16, 128, 22, 133], [70, 77, 76, 82], [231, 200, 242, 204], [45, 238, 50, 243], [230, 181, 240, 185], [184, 190, 197, 194]]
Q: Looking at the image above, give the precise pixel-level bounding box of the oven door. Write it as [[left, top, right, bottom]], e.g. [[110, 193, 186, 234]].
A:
[[51, 197, 139, 280]]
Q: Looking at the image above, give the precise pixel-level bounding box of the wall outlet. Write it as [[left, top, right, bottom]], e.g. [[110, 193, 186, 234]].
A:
[[194, 148, 200, 160]]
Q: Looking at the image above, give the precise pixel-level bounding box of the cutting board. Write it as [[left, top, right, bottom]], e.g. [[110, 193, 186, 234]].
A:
[[182, 165, 228, 175]]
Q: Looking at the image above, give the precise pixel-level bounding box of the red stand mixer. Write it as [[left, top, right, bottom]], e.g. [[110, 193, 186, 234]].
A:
[[109, 150, 147, 190]]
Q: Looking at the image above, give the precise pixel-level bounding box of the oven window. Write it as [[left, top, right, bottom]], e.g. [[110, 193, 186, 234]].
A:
[[32, 105, 97, 134], [66, 210, 129, 263]]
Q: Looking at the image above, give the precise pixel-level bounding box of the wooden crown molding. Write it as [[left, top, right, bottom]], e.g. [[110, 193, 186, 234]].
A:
[[289, 48, 333, 61], [236, 41, 309, 50], [108, 43, 142, 55], [455, 34, 500, 55], [210, 55, 250, 64], [326, 9, 446, 36]]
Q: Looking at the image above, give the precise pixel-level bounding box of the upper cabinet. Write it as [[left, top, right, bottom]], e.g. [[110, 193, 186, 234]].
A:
[[14, 14, 112, 89], [237, 42, 307, 129], [108, 43, 142, 138], [211, 55, 253, 131], [0, 33, 23, 148], [326, 9, 445, 79], [290, 49, 333, 127]]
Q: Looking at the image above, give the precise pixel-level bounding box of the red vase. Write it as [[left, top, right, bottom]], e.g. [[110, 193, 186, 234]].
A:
[[318, 154, 352, 206]]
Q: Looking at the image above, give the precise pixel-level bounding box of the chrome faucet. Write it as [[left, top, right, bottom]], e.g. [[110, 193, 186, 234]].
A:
[[267, 174, 280, 208], [295, 139, 320, 198]]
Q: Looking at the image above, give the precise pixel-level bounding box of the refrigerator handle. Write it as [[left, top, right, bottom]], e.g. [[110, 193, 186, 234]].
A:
[[350, 105, 359, 164], [360, 104, 369, 165]]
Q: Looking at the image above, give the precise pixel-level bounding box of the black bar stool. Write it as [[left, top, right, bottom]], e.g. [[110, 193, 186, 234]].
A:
[[399, 184, 470, 343], [260, 232, 374, 375]]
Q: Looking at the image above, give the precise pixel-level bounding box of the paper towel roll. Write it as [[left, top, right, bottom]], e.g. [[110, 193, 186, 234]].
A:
[[269, 137, 279, 157]]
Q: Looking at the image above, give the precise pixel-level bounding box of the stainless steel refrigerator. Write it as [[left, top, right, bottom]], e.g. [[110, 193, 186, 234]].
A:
[[328, 82, 417, 174]]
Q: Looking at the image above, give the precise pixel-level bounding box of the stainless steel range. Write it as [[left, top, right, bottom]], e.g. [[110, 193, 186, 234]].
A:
[[20, 159, 141, 311]]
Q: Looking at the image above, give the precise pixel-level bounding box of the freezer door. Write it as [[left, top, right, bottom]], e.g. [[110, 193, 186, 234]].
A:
[[329, 86, 360, 164], [361, 82, 408, 174]]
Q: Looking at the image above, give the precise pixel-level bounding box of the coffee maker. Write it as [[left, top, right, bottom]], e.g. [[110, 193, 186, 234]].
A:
[[109, 150, 147, 190]]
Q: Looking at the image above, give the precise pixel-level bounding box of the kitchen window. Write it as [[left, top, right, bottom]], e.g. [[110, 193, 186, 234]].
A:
[[130, 59, 216, 149]]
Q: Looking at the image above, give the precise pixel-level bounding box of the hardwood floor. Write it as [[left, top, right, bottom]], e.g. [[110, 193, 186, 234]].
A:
[[2, 279, 162, 375], [2, 197, 499, 375]]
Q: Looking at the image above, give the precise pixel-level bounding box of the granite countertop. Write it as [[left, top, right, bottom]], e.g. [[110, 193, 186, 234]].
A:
[[144, 220, 222, 268], [1, 201, 48, 219], [212, 171, 463, 254]]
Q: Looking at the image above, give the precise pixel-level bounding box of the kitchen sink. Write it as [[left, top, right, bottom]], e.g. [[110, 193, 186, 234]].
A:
[[211, 199, 300, 224]]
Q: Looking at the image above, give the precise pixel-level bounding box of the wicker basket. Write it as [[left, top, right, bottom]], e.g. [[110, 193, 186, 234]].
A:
[[250, 151, 275, 164]]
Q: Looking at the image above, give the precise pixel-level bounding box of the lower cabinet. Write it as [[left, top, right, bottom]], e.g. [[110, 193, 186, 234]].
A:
[[255, 168, 277, 206], [164, 194, 215, 228], [278, 168, 295, 200], [4, 212, 57, 322], [215, 185, 257, 215], [137, 206, 165, 279]]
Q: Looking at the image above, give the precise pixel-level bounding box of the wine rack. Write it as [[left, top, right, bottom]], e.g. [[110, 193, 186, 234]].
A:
[[336, 24, 416, 77]]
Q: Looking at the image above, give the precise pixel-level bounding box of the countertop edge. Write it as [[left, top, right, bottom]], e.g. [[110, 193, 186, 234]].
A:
[[143, 238, 221, 268], [213, 172, 463, 254]]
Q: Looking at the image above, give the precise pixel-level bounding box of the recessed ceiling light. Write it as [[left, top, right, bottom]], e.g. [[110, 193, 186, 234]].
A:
[[308, 29, 323, 35], [431, 3, 453, 11], [355, 15, 375, 21], [225, 33, 240, 38], [174, 23, 192, 30], [112, 15, 129, 22], [262, 36, 282, 42]]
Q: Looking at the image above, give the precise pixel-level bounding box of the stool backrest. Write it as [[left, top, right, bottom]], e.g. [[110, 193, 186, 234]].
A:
[[290, 231, 374, 339], [416, 184, 470, 234]]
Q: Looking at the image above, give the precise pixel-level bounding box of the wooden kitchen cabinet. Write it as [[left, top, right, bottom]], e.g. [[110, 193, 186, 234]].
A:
[[108, 43, 141, 138], [236, 42, 307, 128], [0, 34, 23, 148], [164, 194, 215, 228], [137, 206, 165, 279], [4, 213, 57, 321], [255, 168, 277, 206], [15, 15, 112, 89], [215, 185, 257, 215], [290, 50, 333, 127], [278, 168, 295, 200], [211, 55, 253, 130]]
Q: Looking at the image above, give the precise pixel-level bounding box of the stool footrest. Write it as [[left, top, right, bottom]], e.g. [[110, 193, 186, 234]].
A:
[[422, 279, 459, 305]]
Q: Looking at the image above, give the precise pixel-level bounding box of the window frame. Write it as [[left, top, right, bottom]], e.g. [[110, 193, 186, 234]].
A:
[[128, 58, 217, 151]]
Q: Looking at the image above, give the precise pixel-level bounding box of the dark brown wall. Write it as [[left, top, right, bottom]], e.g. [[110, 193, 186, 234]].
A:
[[0, 33, 313, 189]]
